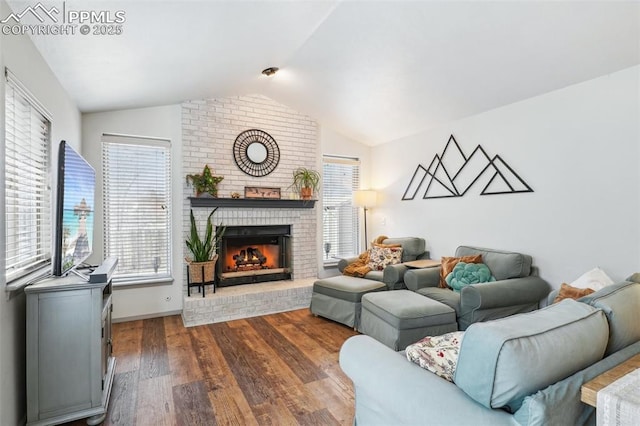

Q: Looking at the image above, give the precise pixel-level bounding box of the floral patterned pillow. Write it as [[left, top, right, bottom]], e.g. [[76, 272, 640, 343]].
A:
[[367, 245, 403, 271], [405, 331, 465, 382]]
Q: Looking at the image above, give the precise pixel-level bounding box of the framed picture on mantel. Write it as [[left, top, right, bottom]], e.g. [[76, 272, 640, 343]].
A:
[[244, 186, 281, 199]]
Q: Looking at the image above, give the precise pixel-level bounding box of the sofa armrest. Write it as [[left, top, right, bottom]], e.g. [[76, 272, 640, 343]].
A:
[[383, 264, 409, 289], [460, 276, 550, 311], [382, 253, 431, 289], [547, 289, 559, 306], [337, 256, 360, 273], [339, 335, 515, 425], [404, 267, 441, 291]]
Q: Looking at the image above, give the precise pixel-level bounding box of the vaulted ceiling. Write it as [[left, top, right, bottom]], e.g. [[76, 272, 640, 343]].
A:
[[9, 0, 640, 145]]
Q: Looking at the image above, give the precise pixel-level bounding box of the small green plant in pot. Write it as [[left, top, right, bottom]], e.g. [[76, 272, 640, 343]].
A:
[[186, 165, 224, 197], [291, 167, 320, 200], [185, 208, 226, 285]]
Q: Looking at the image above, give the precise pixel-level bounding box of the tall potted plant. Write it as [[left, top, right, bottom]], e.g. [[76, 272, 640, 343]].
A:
[[185, 208, 226, 287], [291, 167, 321, 200]]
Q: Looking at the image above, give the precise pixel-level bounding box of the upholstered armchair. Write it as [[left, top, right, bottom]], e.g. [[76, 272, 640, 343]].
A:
[[404, 246, 550, 330], [337, 237, 430, 290]]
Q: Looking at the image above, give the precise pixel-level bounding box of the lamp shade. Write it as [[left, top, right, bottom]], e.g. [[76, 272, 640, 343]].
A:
[[353, 190, 377, 208]]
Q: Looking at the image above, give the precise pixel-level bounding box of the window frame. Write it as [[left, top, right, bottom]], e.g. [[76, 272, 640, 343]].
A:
[[322, 155, 361, 267], [3, 68, 53, 286], [101, 133, 173, 286]]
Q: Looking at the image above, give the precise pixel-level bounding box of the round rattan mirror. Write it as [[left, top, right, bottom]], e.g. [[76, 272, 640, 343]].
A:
[[233, 129, 280, 177]]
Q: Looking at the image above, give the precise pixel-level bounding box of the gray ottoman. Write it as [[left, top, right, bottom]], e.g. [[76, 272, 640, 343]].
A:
[[360, 290, 458, 350], [310, 276, 387, 329]]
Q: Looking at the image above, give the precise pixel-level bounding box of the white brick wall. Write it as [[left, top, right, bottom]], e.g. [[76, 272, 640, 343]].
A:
[[182, 94, 319, 298], [182, 279, 314, 327], [182, 94, 318, 195]]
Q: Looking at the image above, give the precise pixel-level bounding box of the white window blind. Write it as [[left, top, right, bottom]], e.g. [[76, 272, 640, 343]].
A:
[[322, 156, 360, 264], [102, 134, 172, 283], [4, 69, 51, 283]]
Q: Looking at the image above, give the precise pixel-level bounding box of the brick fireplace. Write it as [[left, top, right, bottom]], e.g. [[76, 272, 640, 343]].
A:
[[181, 207, 317, 326], [218, 224, 292, 286], [181, 94, 319, 326]]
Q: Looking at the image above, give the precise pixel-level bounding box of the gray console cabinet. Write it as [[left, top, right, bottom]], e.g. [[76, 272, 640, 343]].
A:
[[26, 275, 116, 425]]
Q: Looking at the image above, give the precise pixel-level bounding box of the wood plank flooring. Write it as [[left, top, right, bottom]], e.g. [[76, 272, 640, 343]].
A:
[[64, 309, 358, 426]]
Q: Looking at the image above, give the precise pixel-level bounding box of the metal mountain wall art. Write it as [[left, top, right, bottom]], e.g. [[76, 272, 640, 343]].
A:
[[402, 135, 533, 200]]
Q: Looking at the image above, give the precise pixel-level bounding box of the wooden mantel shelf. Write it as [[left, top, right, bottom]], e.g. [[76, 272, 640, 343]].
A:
[[189, 197, 316, 209]]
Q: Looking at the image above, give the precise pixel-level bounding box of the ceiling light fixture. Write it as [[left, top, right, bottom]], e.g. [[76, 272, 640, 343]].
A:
[[261, 67, 279, 77]]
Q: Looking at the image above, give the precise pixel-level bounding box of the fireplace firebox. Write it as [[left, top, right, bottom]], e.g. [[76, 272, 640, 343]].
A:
[[217, 225, 291, 286]]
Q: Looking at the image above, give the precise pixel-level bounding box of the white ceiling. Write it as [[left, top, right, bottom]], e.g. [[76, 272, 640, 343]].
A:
[[9, 0, 640, 145]]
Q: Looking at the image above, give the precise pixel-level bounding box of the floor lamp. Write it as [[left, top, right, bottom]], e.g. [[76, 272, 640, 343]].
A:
[[353, 190, 377, 250]]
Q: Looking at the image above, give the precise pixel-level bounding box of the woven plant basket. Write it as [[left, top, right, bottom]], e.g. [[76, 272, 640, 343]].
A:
[[186, 254, 218, 283]]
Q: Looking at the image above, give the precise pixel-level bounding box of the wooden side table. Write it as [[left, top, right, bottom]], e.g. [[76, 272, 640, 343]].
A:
[[403, 259, 441, 268], [581, 353, 640, 407]]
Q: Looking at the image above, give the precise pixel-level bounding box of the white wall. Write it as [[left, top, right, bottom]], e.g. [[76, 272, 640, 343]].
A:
[[0, 1, 81, 423], [318, 126, 372, 277], [371, 66, 640, 287], [82, 105, 184, 320], [321, 126, 372, 188]]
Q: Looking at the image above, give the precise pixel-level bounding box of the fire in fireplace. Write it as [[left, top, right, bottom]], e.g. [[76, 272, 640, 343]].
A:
[[218, 225, 291, 286], [229, 242, 282, 271], [233, 247, 268, 270]]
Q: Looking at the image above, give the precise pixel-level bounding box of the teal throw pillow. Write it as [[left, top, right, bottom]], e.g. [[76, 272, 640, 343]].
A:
[[446, 262, 495, 292]]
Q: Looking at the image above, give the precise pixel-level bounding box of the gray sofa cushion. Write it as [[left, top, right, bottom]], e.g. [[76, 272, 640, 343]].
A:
[[455, 246, 532, 280], [454, 300, 609, 413], [362, 290, 455, 329], [383, 237, 426, 262], [416, 287, 461, 316], [313, 276, 387, 302], [340, 335, 517, 425], [514, 340, 640, 426], [579, 281, 640, 355], [363, 270, 384, 282], [627, 272, 640, 283]]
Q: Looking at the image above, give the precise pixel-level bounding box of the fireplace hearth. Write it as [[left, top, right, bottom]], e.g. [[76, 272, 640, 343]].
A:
[[218, 225, 291, 286]]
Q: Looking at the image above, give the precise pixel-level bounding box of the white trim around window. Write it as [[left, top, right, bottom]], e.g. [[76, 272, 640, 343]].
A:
[[4, 68, 52, 286], [322, 155, 361, 266], [102, 133, 173, 285]]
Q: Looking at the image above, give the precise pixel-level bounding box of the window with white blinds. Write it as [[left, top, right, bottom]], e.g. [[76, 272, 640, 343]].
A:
[[102, 134, 172, 283], [322, 156, 360, 265], [4, 69, 52, 283]]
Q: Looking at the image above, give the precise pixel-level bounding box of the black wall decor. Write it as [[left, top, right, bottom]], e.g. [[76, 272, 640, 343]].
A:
[[233, 129, 280, 177], [402, 135, 533, 200]]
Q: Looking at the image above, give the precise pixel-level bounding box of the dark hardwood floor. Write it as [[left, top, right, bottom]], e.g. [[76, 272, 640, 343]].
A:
[[65, 309, 358, 426]]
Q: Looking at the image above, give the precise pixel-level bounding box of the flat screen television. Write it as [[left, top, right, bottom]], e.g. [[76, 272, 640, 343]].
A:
[[53, 140, 96, 277]]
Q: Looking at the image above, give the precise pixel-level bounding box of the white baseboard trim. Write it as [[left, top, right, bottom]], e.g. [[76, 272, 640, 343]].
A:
[[112, 309, 182, 323]]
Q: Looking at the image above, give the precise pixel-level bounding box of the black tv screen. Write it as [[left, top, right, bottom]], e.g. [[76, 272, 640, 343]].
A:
[[53, 141, 96, 276]]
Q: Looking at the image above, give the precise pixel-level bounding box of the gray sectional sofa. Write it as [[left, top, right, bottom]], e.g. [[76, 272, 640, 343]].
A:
[[336, 237, 430, 289], [404, 246, 550, 330], [310, 237, 428, 328], [313, 244, 550, 345], [340, 280, 640, 426]]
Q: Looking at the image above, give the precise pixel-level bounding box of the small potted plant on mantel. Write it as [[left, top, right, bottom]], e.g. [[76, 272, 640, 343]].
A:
[[186, 165, 224, 197], [291, 167, 321, 200], [185, 208, 226, 290]]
